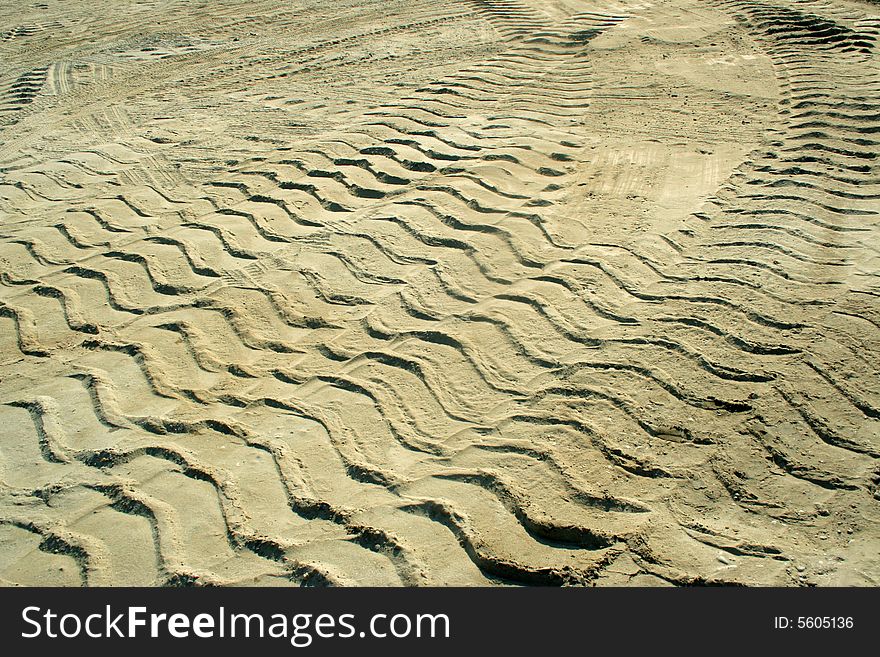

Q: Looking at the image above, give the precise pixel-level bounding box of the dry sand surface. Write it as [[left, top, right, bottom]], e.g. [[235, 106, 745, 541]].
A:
[[0, 0, 878, 587]]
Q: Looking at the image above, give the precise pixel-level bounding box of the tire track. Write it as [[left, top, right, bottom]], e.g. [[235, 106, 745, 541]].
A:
[[1, 0, 878, 587]]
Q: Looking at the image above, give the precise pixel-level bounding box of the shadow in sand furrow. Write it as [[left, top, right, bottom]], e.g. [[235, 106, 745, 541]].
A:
[[746, 162, 879, 186], [0, 519, 91, 585], [398, 498, 610, 586], [710, 220, 861, 249], [717, 206, 871, 232], [0, 67, 48, 122], [742, 173, 880, 200]]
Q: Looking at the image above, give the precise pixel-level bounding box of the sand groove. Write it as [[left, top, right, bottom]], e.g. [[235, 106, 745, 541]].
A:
[[0, 0, 878, 586]]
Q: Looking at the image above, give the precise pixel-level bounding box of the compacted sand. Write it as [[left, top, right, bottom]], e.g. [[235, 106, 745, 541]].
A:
[[0, 0, 878, 586]]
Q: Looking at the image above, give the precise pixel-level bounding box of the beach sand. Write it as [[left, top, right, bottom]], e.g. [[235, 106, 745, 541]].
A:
[[0, 0, 878, 586]]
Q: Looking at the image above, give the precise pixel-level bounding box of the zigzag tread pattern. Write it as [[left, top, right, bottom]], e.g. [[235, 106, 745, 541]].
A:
[[0, 0, 878, 587]]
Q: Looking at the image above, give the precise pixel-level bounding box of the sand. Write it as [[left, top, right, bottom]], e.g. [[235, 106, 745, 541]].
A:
[[0, 0, 877, 587]]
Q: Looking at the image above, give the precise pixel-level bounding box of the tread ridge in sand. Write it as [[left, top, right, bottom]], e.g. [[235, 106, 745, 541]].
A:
[[0, 0, 878, 586]]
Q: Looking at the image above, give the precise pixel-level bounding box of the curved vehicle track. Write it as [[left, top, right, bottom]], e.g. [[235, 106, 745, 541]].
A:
[[0, 0, 877, 586]]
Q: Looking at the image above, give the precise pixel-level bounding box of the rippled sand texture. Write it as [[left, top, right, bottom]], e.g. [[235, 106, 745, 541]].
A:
[[0, 0, 878, 586]]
